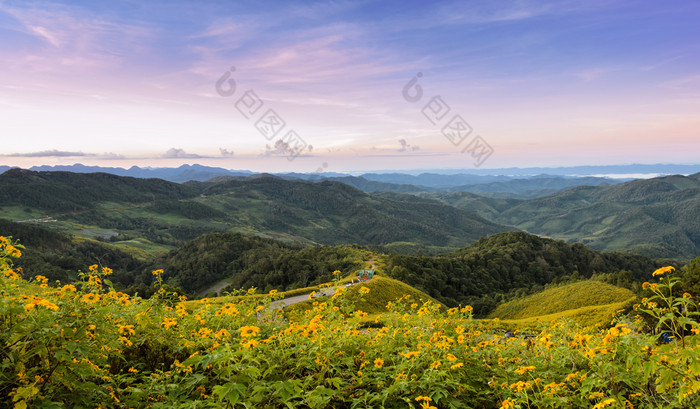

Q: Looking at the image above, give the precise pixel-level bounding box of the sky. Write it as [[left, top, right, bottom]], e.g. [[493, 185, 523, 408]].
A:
[[1, 0, 699, 173]]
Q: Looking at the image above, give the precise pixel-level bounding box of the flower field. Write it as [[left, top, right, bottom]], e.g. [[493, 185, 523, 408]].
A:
[[2, 236, 699, 408]]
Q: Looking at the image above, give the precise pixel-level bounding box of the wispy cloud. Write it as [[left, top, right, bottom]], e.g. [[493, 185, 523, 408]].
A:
[[3, 149, 87, 157], [0, 2, 153, 73]]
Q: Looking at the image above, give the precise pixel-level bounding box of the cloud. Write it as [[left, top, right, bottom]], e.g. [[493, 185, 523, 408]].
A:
[[0, 2, 153, 73], [29, 25, 61, 47], [98, 152, 126, 160], [397, 139, 420, 152], [219, 148, 235, 157], [262, 139, 313, 158], [162, 148, 202, 158], [3, 149, 87, 157]]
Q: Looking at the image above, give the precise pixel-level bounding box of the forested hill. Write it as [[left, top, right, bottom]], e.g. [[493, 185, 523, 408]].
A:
[[0, 170, 510, 250], [153, 232, 371, 294], [0, 168, 198, 211], [429, 173, 700, 259], [386, 231, 669, 314]]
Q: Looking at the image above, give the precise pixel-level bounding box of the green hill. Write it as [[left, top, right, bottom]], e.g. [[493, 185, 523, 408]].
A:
[[385, 231, 665, 315], [285, 275, 441, 316], [0, 170, 510, 251], [429, 173, 700, 259], [488, 280, 635, 321]]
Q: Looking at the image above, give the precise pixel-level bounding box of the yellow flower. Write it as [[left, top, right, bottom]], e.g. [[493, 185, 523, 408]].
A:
[[81, 293, 101, 304], [445, 353, 457, 362], [152, 269, 164, 276], [89, 264, 98, 272], [162, 317, 177, 330], [592, 398, 616, 409], [501, 400, 515, 409], [400, 351, 419, 359], [269, 289, 278, 295], [652, 266, 674, 276], [118, 336, 133, 347], [332, 270, 341, 275], [455, 326, 464, 334], [61, 284, 77, 292], [34, 275, 49, 284], [247, 288, 256, 295], [239, 325, 261, 338], [360, 286, 370, 295], [374, 358, 384, 368], [128, 367, 138, 373], [515, 365, 536, 375], [101, 267, 113, 275], [415, 396, 432, 402], [565, 372, 579, 383], [118, 325, 135, 336], [214, 329, 230, 340], [241, 339, 259, 349], [450, 363, 464, 370], [429, 360, 441, 369], [219, 303, 239, 316], [24, 297, 59, 312], [88, 274, 102, 287]]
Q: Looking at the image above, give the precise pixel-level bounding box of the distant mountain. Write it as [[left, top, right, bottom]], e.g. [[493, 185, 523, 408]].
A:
[[365, 164, 700, 177], [22, 163, 253, 183], [438, 173, 700, 259], [448, 176, 623, 198], [0, 168, 199, 211], [360, 172, 511, 188], [0, 170, 510, 250]]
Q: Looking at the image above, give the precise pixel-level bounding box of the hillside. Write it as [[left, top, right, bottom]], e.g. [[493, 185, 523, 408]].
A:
[[0, 170, 510, 252], [154, 232, 373, 294], [284, 275, 441, 316], [431, 173, 700, 259], [385, 231, 665, 315], [488, 280, 636, 323]]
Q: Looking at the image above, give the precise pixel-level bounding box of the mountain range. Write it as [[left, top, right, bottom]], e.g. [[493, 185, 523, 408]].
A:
[[1, 167, 699, 260], [0, 169, 508, 252]]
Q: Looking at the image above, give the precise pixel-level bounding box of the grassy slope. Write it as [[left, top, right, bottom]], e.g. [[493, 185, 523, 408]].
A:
[[488, 280, 636, 328], [494, 299, 636, 330], [284, 276, 442, 316]]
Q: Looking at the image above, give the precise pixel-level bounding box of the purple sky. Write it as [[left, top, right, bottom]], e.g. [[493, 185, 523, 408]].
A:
[[1, 0, 699, 173]]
